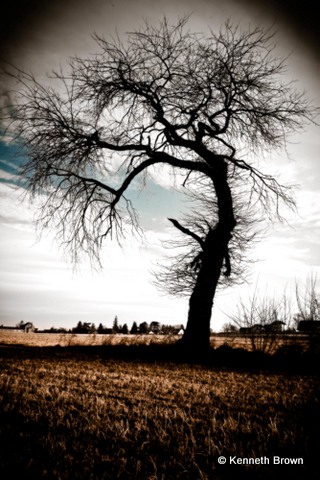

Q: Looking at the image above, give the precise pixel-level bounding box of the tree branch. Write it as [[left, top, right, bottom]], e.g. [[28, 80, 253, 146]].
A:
[[168, 218, 205, 247]]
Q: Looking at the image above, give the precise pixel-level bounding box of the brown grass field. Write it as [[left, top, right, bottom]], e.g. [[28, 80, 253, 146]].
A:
[[0, 329, 315, 353], [0, 331, 319, 479]]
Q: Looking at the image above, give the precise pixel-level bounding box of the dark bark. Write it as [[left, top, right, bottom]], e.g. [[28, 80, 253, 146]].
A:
[[181, 226, 233, 355], [181, 159, 236, 356]]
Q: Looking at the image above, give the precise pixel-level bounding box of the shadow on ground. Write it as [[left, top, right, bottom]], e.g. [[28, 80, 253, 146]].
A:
[[0, 342, 319, 373]]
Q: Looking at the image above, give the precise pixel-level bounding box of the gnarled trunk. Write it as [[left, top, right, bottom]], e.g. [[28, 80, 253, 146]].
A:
[[181, 226, 232, 355], [181, 159, 236, 357]]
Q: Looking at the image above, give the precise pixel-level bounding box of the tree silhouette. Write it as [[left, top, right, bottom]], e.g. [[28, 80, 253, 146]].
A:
[[130, 321, 138, 335], [121, 323, 129, 334], [97, 323, 105, 334], [112, 316, 119, 334], [139, 322, 149, 334], [150, 321, 161, 334], [5, 18, 316, 356]]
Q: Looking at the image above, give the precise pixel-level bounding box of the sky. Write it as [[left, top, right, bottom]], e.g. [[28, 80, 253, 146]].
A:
[[0, 0, 319, 331]]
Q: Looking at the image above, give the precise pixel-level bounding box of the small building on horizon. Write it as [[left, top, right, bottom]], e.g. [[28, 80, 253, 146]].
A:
[[0, 321, 36, 333]]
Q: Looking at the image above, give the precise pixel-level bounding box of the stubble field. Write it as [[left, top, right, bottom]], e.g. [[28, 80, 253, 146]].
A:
[[0, 329, 314, 354], [0, 338, 319, 480]]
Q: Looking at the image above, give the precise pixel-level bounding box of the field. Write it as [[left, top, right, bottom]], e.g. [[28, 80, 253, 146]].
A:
[[0, 333, 319, 479], [0, 329, 315, 354]]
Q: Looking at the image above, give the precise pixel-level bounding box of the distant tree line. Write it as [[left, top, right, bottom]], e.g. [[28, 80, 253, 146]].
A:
[[41, 318, 185, 335], [98, 319, 185, 335]]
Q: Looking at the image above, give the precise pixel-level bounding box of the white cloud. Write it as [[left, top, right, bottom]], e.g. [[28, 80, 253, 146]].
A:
[[0, 183, 34, 227], [0, 174, 19, 184]]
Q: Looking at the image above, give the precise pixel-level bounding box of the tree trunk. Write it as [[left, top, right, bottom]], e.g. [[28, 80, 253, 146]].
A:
[[181, 159, 236, 358], [181, 227, 231, 356]]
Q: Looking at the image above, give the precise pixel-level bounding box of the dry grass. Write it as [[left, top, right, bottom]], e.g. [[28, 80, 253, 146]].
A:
[[0, 330, 179, 347], [213, 332, 317, 354], [0, 345, 319, 479], [0, 330, 314, 354]]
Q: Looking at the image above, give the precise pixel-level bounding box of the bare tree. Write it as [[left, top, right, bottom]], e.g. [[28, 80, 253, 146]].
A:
[[294, 274, 320, 352], [227, 285, 293, 353], [3, 18, 317, 356], [295, 273, 319, 323]]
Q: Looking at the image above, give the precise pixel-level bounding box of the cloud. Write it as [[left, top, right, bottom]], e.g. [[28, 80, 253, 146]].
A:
[[0, 171, 20, 184], [0, 183, 33, 227], [0, 136, 27, 190]]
